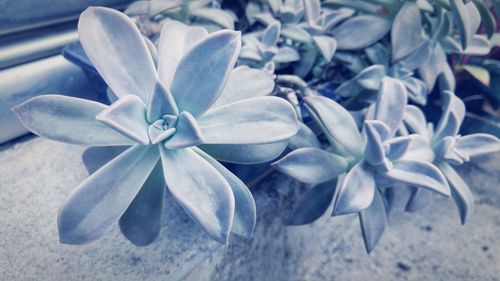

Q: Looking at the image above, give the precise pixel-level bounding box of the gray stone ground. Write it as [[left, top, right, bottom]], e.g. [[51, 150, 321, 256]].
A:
[[0, 136, 499, 281]]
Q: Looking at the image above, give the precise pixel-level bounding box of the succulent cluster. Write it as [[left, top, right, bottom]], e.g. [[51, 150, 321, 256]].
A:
[[12, 0, 500, 254]]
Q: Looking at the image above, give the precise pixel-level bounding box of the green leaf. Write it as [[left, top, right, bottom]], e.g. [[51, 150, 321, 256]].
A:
[[460, 64, 491, 86]]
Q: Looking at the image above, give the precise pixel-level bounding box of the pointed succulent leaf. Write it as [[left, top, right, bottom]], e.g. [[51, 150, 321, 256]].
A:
[[198, 96, 299, 144], [405, 187, 433, 213], [418, 43, 447, 91], [143, 36, 158, 69], [158, 20, 208, 87], [403, 105, 429, 137], [147, 81, 179, 122], [400, 134, 435, 162], [214, 66, 275, 107], [200, 141, 289, 164], [437, 161, 474, 224], [364, 121, 389, 166], [274, 46, 301, 63], [193, 148, 256, 238], [381, 159, 450, 196], [171, 30, 241, 118], [262, 21, 281, 48], [288, 180, 337, 225], [385, 135, 412, 161], [432, 91, 465, 143], [391, 2, 422, 62], [78, 7, 157, 102], [450, 0, 481, 49], [281, 25, 313, 43], [355, 65, 386, 90], [294, 44, 319, 77], [159, 147, 235, 244], [472, 0, 496, 39], [313, 35, 337, 62], [333, 161, 375, 216], [455, 134, 500, 158], [402, 77, 427, 105], [461, 35, 492, 55], [398, 39, 431, 71], [304, 0, 321, 27], [58, 145, 159, 244], [373, 77, 408, 137], [304, 96, 364, 159], [333, 15, 391, 50], [359, 188, 386, 254], [96, 95, 150, 145], [164, 111, 204, 149], [268, 0, 282, 14], [288, 122, 321, 150], [190, 8, 235, 30], [322, 9, 355, 31], [365, 44, 389, 66], [119, 163, 165, 246], [12, 95, 136, 146], [273, 147, 348, 184]]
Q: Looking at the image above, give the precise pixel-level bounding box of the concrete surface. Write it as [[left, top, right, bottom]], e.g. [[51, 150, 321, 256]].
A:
[[0, 136, 499, 281]]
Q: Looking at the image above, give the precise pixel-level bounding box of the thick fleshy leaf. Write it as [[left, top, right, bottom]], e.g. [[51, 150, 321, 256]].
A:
[[373, 77, 408, 137], [288, 122, 321, 150], [364, 121, 389, 166], [391, 2, 422, 62], [268, 0, 282, 14], [12, 95, 136, 146], [403, 77, 427, 105], [190, 8, 235, 29], [193, 148, 256, 238], [143, 36, 158, 69], [304, 96, 364, 159], [273, 147, 348, 184], [461, 35, 492, 55], [171, 30, 241, 117], [96, 95, 150, 145], [418, 43, 447, 91], [82, 146, 128, 174], [198, 96, 299, 144], [455, 134, 500, 158], [355, 65, 386, 90], [58, 145, 159, 244], [450, 0, 481, 49], [294, 44, 318, 77], [473, 0, 496, 39], [385, 135, 412, 161], [281, 25, 312, 43], [147, 81, 179, 122], [359, 188, 386, 254], [159, 147, 234, 244], [437, 161, 474, 224], [432, 91, 465, 143], [213, 66, 274, 107], [313, 35, 337, 62], [164, 111, 204, 149], [400, 134, 435, 162], [381, 159, 450, 196], [200, 141, 288, 164], [78, 7, 157, 102], [398, 39, 431, 71], [119, 163, 165, 246], [333, 15, 391, 50], [405, 187, 432, 213], [333, 161, 375, 216], [262, 21, 281, 48], [322, 8, 355, 31], [304, 0, 321, 27], [274, 46, 301, 63], [288, 180, 337, 225], [158, 20, 208, 88], [403, 105, 429, 136]]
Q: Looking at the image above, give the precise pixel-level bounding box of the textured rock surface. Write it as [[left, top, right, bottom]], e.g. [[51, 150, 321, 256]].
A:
[[0, 136, 499, 281]]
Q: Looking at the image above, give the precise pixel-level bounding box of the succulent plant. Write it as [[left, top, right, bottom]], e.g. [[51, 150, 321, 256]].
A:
[[12, 7, 299, 246], [403, 91, 500, 224]]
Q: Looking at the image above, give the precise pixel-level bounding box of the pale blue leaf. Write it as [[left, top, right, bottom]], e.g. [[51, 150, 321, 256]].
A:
[[288, 122, 321, 150], [239, 45, 262, 61], [455, 134, 500, 158], [400, 134, 435, 162], [333, 161, 375, 215], [78, 7, 157, 102], [385, 135, 412, 161], [364, 121, 389, 166], [159, 147, 234, 244], [193, 148, 256, 238], [391, 2, 422, 62], [288, 180, 337, 225], [294, 44, 318, 77], [281, 25, 313, 43], [304, 96, 364, 159], [200, 141, 289, 164], [473, 0, 496, 39], [12, 95, 136, 146], [274, 46, 301, 63], [96, 95, 150, 145], [355, 65, 386, 90], [373, 77, 408, 137], [365, 44, 389, 66], [322, 8, 355, 31], [214, 66, 275, 107], [158, 20, 208, 88], [333, 15, 391, 50], [262, 21, 281, 47], [304, 0, 321, 27], [398, 39, 431, 71], [143, 36, 158, 69], [403, 77, 427, 105], [82, 146, 128, 175], [164, 111, 204, 149], [268, 0, 282, 14], [58, 145, 159, 244], [359, 188, 386, 254], [403, 105, 429, 137], [439, 63, 456, 92], [437, 161, 474, 224], [147, 81, 179, 122], [418, 43, 447, 91], [461, 35, 492, 55], [432, 91, 465, 143], [119, 163, 165, 246], [381, 159, 450, 196], [313, 35, 337, 62], [191, 8, 235, 29], [273, 147, 348, 184], [198, 96, 299, 144], [171, 30, 241, 117], [405, 187, 432, 212], [451, 0, 481, 49]]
